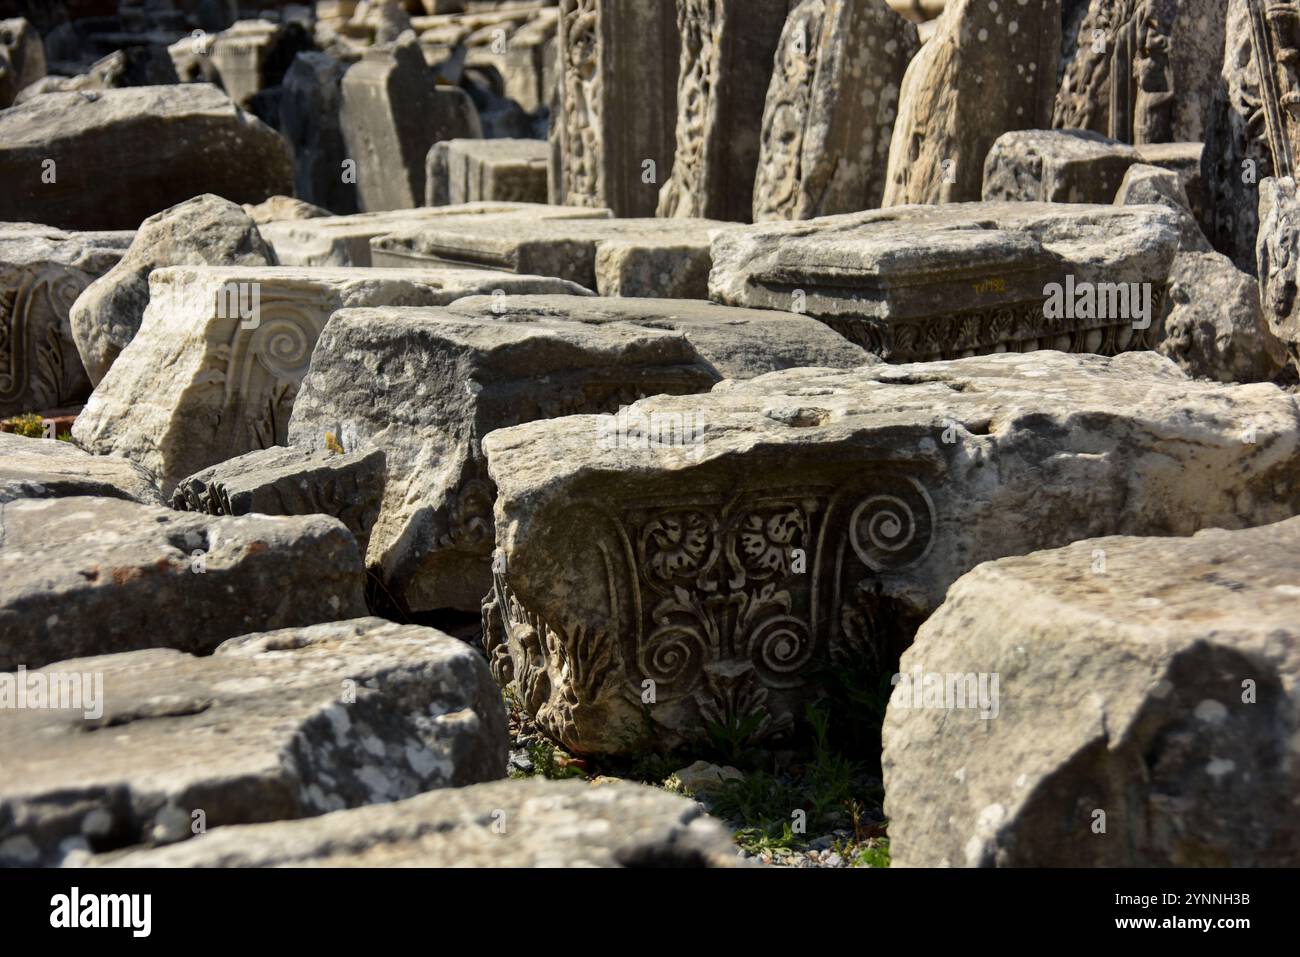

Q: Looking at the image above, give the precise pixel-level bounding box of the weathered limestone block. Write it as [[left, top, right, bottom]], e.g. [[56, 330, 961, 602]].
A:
[[69, 194, 277, 388], [481, 351, 1300, 754], [1053, 0, 1227, 146], [1257, 175, 1300, 369], [883, 517, 1300, 867], [1134, 141, 1203, 216], [242, 195, 331, 224], [286, 306, 719, 614], [0, 618, 507, 867], [0, 17, 46, 108], [1200, 0, 1288, 272], [444, 293, 874, 379], [340, 38, 481, 211], [280, 51, 360, 214], [106, 778, 736, 867], [171, 445, 386, 555], [461, 4, 558, 113], [372, 216, 727, 298], [982, 129, 1141, 204], [1158, 250, 1287, 382], [550, 0, 680, 217], [709, 202, 1181, 361], [752, 0, 918, 222], [882, 0, 1061, 205], [655, 0, 789, 223], [259, 202, 611, 266], [1113, 161, 1210, 251], [0, 225, 132, 418], [0, 432, 161, 505], [0, 496, 366, 671], [426, 138, 549, 206], [0, 85, 293, 232], [71, 265, 511, 494], [209, 19, 314, 109]]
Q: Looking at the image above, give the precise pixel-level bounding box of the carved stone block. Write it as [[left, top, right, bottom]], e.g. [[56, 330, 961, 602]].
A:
[[882, 0, 1061, 206], [752, 0, 918, 222], [1257, 174, 1300, 369], [656, 0, 791, 223], [209, 18, 313, 109], [370, 215, 728, 298], [481, 351, 1300, 754], [171, 445, 387, 555], [550, 0, 680, 217], [0, 225, 132, 418], [259, 202, 612, 266], [426, 138, 549, 206], [71, 264, 582, 494], [709, 201, 1181, 361], [280, 50, 360, 215], [286, 306, 720, 615]]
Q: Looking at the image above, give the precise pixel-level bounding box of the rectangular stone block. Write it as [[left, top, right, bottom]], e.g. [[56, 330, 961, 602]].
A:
[[371, 216, 729, 297], [258, 201, 612, 265], [480, 351, 1300, 754], [71, 263, 590, 492], [0, 495, 367, 670], [426, 138, 549, 206], [280, 50, 360, 214], [286, 305, 722, 614], [550, 0, 680, 217], [0, 224, 132, 417], [171, 444, 387, 556], [708, 201, 1182, 361]]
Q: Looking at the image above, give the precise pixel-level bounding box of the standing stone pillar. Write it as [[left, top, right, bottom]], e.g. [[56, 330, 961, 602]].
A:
[[752, 0, 918, 222], [340, 36, 481, 212], [882, 0, 1061, 206], [656, 0, 790, 222], [549, 0, 680, 218]]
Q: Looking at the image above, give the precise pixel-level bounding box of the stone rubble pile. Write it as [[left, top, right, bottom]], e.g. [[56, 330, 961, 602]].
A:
[[0, 0, 1297, 870]]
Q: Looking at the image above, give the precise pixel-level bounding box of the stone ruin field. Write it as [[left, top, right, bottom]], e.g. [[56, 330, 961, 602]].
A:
[[0, 0, 1298, 871]]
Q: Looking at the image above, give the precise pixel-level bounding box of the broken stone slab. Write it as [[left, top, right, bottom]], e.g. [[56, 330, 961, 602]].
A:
[[69, 194, 278, 387], [1134, 141, 1203, 217], [1053, 0, 1228, 147], [242, 195, 331, 225], [0, 17, 46, 109], [752, 0, 919, 222], [982, 129, 1142, 204], [1113, 162, 1210, 252], [280, 50, 360, 215], [0, 432, 161, 506], [102, 777, 735, 867], [208, 18, 314, 109], [882, 0, 1061, 205], [655, 0, 789, 223], [426, 138, 548, 206], [72, 264, 586, 494], [480, 350, 1300, 754], [882, 516, 1300, 867], [550, 0, 680, 217], [259, 201, 611, 266], [0, 617, 507, 867], [708, 201, 1181, 361], [340, 37, 481, 211], [1257, 176, 1300, 371], [171, 445, 386, 556], [1158, 250, 1288, 383], [0, 85, 293, 232], [1200, 0, 1276, 272], [443, 294, 875, 380], [286, 305, 720, 615], [371, 216, 728, 298], [0, 496, 367, 672], [0, 224, 133, 418]]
